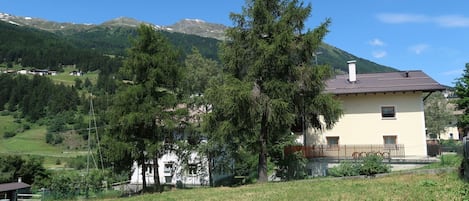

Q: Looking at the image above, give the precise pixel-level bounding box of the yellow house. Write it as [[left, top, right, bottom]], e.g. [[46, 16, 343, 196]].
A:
[[306, 61, 446, 158]]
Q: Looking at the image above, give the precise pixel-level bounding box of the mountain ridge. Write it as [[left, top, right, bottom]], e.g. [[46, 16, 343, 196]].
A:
[[0, 12, 397, 73]]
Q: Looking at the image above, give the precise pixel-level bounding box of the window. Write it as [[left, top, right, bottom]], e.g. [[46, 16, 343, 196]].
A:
[[383, 135, 397, 146], [164, 163, 173, 174], [381, 106, 396, 118], [326, 137, 339, 145], [188, 164, 197, 175], [326, 137, 339, 150]]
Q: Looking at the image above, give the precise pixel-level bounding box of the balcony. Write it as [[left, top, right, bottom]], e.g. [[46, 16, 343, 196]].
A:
[[284, 144, 405, 159]]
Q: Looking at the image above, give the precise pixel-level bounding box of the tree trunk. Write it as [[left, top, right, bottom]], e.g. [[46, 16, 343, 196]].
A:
[[258, 111, 268, 183], [153, 154, 162, 192], [208, 152, 213, 187], [140, 152, 147, 191]]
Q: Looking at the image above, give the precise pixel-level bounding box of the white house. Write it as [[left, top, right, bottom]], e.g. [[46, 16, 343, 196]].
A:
[[130, 149, 209, 187]]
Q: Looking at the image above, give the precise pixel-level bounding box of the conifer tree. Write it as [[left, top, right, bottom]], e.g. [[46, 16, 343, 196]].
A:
[[107, 24, 183, 191], [207, 0, 342, 182], [455, 63, 469, 137]]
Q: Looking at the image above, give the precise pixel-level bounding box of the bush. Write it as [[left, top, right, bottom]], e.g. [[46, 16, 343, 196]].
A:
[[359, 154, 390, 176], [45, 132, 64, 145], [0, 110, 9, 116], [440, 154, 462, 167], [277, 151, 307, 181], [22, 123, 31, 130], [328, 161, 361, 177], [3, 131, 16, 138], [66, 156, 87, 170], [328, 154, 390, 177]]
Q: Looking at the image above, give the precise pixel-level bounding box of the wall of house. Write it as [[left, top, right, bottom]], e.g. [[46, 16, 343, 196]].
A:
[[309, 92, 428, 157], [440, 125, 459, 140], [130, 151, 209, 186]]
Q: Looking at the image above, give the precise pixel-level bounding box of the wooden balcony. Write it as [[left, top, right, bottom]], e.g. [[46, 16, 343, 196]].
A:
[[284, 144, 405, 159]]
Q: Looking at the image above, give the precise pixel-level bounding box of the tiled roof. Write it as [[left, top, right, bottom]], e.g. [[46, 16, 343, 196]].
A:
[[0, 182, 30, 192], [325, 70, 446, 95]]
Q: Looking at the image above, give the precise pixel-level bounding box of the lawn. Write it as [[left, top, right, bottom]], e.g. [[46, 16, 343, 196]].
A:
[[116, 171, 468, 201], [0, 115, 86, 168]]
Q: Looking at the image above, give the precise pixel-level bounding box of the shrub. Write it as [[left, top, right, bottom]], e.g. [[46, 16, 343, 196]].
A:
[[45, 132, 64, 145], [22, 123, 31, 130], [0, 110, 9, 116], [359, 154, 390, 176], [440, 154, 462, 167], [3, 131, 16, 138], [277, 151, 307, 180], [66, 156, 87, 170], [328, 161, 361, 177]]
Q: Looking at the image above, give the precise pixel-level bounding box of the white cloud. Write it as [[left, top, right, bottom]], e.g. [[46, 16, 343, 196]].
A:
[[409, 44, 429, 55], [372, 50, 387, 58], [442, 69, 463, 76], [377, 13, 469, 28], [369, 38, 385, 47], [376, 13, 428, 24], [435, 15, 469, 27]]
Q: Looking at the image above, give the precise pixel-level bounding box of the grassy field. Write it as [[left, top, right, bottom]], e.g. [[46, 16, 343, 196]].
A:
[[0, 65, 99, 86], [0, 115, 86, 168], [115, 171, 468, 201], [50, 66, 99, 86]]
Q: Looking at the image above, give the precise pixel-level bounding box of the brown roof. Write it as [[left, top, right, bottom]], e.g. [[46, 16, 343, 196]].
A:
[[0, 182, 30, 192], [325, 70, 446, 95]]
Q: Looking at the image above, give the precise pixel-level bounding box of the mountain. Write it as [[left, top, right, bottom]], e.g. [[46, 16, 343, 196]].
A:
[[0, 12, 397, 73], [168, 19, 227, 40]]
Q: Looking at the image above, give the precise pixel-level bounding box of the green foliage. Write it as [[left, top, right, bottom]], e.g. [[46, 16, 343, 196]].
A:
[[0, 74, 80, 122], [3, 131, 16, 138], [45, 132, 64, 145], [424, 91, 454, 139], [328, 154, 390, 177], [419, 179, 438, 187], [359, 154, 391, 176], [65, 156, 87, 170], [106, 24, 184, 190], [276, 151, 308, 180], [454, 63, 469, 135], [0, 21, 122, 72], [47, 171, 80, 200], [208, 0, 342, 182], [0, 155, 49, 185], [328, 161, 361, 177], [439, 154, 463, 167]]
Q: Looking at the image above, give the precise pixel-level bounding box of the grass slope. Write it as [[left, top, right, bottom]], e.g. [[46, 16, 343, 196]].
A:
[[51, 66, 98, 86], [0, 115, 86, 168], [118, 172, 468, 201]]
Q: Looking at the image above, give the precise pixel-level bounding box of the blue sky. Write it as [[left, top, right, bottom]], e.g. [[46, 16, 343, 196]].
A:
[[1, 0, 468, 86]]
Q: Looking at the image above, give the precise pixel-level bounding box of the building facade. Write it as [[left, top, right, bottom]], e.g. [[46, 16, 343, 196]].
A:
[[306, 61, 446, 158]]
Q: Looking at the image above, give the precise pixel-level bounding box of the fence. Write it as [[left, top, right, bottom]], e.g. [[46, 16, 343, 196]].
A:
[[284, 144, 405, 159], [462, 137, 469, 180], [427, 142, 464, 156]]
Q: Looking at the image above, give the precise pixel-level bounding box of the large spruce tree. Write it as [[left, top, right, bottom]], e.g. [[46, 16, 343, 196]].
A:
[[107, 24, 183, 191], [206, 0, 342, 182]]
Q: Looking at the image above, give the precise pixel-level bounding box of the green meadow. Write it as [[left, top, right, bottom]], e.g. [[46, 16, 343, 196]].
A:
[[115, 171, 468, 201], [0, 115, 86, 168]]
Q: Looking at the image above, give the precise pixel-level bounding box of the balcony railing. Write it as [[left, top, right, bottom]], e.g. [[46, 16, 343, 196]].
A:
[[284, 144, 405, 159]]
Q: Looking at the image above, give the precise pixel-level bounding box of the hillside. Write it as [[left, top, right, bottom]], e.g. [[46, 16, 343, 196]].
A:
[[0, 12, 397, 74]]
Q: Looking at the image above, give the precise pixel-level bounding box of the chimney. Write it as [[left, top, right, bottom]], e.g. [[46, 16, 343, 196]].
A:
[[18, 177, 22, 183], [347, 60, 357, 82]]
